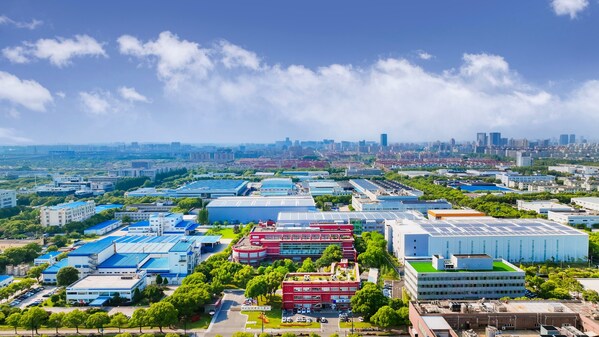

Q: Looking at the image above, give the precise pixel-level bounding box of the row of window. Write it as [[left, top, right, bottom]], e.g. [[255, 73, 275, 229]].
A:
[[418, 290, 522, 295], [416, 283, 524, 288], [293, 287, 357, 292], [415, 276, 524, 281]]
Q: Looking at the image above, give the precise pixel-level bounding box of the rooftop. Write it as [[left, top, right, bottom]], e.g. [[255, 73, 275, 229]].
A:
[[36, 251, 62, 260], [422, 316, 451, 331], [572, 197, 599, 204], [141, 257, 169, 271], [277, 210, 423, 222], [208, 196, 316, 208], [47, 201, 92, 210], [67, 275, 144, 290], [98, 253, 149, 268], [408, 260, 517, 273], [85, 220, 121, 231], [43, 259, 68, 274], [284, 262, 359, 282], [176, 179, 248, 192], [95, 204, 124, 213], [68, 236, 118, 256], [0, 275, 13, 282]]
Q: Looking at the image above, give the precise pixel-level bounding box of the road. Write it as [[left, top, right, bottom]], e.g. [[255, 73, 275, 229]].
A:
[[205, 289, 248, 337]]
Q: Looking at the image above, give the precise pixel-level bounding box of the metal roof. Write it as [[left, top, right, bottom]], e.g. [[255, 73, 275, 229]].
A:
[[98, 253, 149, 268], [176, 179, 248, 192], [85, 220, 121, 231], [207, 196, 316, 208], [277, 211, 424, 222], [42, 259, 68, 274], [47, 201, 91, 210], [141, 257, 169, 271], [196, 235, 222, 244], [68, 236, 118, 256], [36, 251, 61, 260]]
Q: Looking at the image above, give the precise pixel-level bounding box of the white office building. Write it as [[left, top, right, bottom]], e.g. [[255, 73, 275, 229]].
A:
[[404, 254, 525, 300], [497, 173, 555, 186], [516, 200, 575, 215], [40, 201, 96, 227], [66, 274, 146, 305], [548, 211, 599, 227], [387, 218, 589, 263], [572, 197, 599, 212], [0, 190, 17, 209]]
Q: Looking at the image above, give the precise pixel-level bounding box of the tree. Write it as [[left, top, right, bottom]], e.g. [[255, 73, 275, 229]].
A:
[[397, 306, 410, 326], [86, 311, 110, 334], [132, 287, 143, 304], [315, 245, 343, 268], [147, 301, 178, 333], [370, 306, 398, 329], [232, 333, 254, 337], [350, 283, 388, 320], [233, 265, 254, 288], [19, 307, 48, 335], [281, 333, 297, 337], [6, 312, 21, 334], [358, 246, 386, 268], [162, 277, 169, 286], [56, 266, 79, 286], [165, 333, 180, 337], [245, 275, 268, 301], [27, 263, 48, 279], [143, 284, 164, 303], [48, 312, 65, 335], [583, 289, 599, 303], [156, 274, 163, 285], [110, 312, 129, 333], [130, 308, 147, 333], [63, 309, 88, 333], [197, 208, 209, 225], [182, 272, 207, 285], [298, 257, 317, 272]]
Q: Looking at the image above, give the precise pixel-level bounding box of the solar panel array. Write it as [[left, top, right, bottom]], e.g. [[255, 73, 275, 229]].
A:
[[208, 196, 316, 207], [278, 211, 423, 222], [412, 219, 584, 237]]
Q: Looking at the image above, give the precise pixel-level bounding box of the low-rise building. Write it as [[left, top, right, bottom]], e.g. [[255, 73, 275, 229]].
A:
[[516, 200, 575, 215], [207, 196, 317, 223], [0, 275, 14, 288], [572, 197, 599, 212], [404, 254, 525, 300], [548, 211, 599, 227], [40, 201, 96, 227], [34, 251, 62, 266], [66, 273, 147, 305], [260, 178, 296, 196], [84, 220, 122, 236], [427, 209, 486, 220], [0, 189, 16, 209], [126, 213, 198, 236], [305, 180, 351, 196], [282, 260, 360, 310], [497, 173, 555, 187]]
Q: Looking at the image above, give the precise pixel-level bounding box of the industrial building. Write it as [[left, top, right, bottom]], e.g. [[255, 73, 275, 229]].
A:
[[496, 173, 555, 187], [572, 197, 599, 212], [259, 178, 296, 196], [0, 189, 16, 209], [548, 211, 599, 227], [66, 273, 147, 305], [516, 200, 575, 215], [277, 210, 424, 235], [350, 179, 451, 212], [0, 275, 13, 288], [427, 209, 486, 220], [404, 254, 525, 300], [232, 224, 355, 264], [66, 234, 221, 284], [304, 180, 351, 196], [34, 251, 62, 266], [387, 218, 588, 263], [126, 213, 198, 236], [84, 220, 122, 236], [206, 196, 317, 223], [42, 259, 67, 283], [282, 260, 360, 310], [125, 179, 249, 199], [40, 201, 96, 227]]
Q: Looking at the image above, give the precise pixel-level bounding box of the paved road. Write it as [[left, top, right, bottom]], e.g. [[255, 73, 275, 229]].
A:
[[205, 289, 248, 337]]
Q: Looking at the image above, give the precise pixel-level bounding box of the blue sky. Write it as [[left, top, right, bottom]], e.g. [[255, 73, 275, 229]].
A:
[[0, 0, 598, 144]]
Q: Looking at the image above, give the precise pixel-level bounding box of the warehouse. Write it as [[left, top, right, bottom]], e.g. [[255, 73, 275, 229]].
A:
[[84, 219, 122, 235], [259, 178, 295, 196], [572, 197, 599, 212], [126, 179, 249, 199], [206, 196, 317, 223], [388, 218, 588, 263]]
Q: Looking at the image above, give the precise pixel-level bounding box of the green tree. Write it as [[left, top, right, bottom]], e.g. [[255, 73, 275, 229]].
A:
[[350, 283, 388, 320], [56, 266, 80, 286], [156, 274, 163, 285], [143, 284, 164, 303], [27, 263, 48, 279], [358, 246, 386, 268], [233, 265, 254, 288], [370, 306, 398, 329], [48, 312, 65, 335], [130, 308, 147, 333], [232, 333, 254, 337], [298, 257, 317, 272], [86, 311, 110, 334], [110, 312, 129, 333], [397, 306, 410, 325], [315, 245, 343, 268], [147, 301, 178, 333], [162, 277, 169, 285], [197, 208, 209, 225], [281, 333, 297, 337], [63, 309, 88, 333], [19, 307, 48, 335], [6, 312, 21, 334], [583, 289, 599, 303], [245, 275, 268, 301]]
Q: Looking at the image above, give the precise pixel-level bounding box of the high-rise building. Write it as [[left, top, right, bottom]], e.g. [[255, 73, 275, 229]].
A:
[[380, 133, 388, 147], [569, 134, 576, 144], [489, 132, 501, 147], [516, 152, 533, 167], [559, 134, 569, 146], [476, 133, 487, 146], [0, 190, 17, 209]]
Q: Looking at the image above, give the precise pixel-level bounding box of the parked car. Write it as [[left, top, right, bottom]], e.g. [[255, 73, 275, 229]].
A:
[[321, 318, 328, 323]]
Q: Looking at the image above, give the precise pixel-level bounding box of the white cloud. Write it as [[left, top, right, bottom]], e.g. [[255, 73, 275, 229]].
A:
[[219, 40, 261, 70], [551, 0, 589, 18], [0, 71, 53, 111], [3, 35, 107, 67], [118, 86, 149, 103], [0, 15, 42, 29], [417, 51, 433, 60], [0, 128, 31, 143], [79, 91, 111, 115], [55, 91, 66, 99]]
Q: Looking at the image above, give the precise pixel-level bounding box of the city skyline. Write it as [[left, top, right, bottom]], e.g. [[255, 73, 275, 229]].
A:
[[2, 1, 599, 144]]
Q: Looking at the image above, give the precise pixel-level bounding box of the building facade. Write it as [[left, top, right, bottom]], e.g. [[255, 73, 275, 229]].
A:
[[548, 211, 599, 227], [207, 196, 317, 223], [40, 201, 96, 227], [0, 190, 16, 209]]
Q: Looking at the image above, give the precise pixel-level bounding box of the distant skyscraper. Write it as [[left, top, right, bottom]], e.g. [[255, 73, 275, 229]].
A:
[[476, 133, 487, 147], [559, 134, 569, 146], [489, 132, 501, 147], [569, 134, 576, 144], [380, 133, 388, 147]]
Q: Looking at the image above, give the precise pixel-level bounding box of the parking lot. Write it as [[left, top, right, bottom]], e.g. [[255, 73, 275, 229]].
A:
[[13, 285, 58, 309]]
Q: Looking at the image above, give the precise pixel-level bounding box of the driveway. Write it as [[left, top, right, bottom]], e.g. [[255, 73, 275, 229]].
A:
[[205, 289, 248, 337]]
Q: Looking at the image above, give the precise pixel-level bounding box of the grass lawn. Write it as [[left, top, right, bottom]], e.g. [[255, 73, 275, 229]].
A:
[[242, 296, 321, 330], [340, 320, 374, 329], [207, 227, 237, 239], [408, 260, 515, 273], [182, 315, 212, 329]]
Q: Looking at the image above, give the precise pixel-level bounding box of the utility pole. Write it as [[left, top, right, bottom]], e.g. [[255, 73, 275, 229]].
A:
[[261, 311, 264, 334]]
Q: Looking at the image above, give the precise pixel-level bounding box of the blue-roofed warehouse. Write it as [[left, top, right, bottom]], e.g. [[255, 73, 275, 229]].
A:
[[125, 179, 249, 199], [34, 251, 62, 266], [206, 196, 317, 223], [42, 259, 68, 284], [84, 219, 122, 235]]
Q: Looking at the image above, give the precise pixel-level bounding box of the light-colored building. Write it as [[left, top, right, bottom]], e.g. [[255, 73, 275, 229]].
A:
[[40, 201, 96, 227], [515, 152, 533, 167], [127, 213, 198, 236], [0, 189, 16, 209], [572, 197, 599, 212], [66, 273, 147, 305], [206, 196, 317, 223], [427, 209, 486, 220], [306, 180, 351, 196], [497, 173, 555, 186], [34, 251, 62, 266], [260, 178, 295, 196], [516, 200, 575, 215], [387, 218, 589, 263], [404, 254, 525, 300], [350, 179, 450, 212], [84, 220, 122, 236], [548, 211, 599, 227]]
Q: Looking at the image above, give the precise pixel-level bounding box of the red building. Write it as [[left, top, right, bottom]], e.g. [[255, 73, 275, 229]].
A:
[[282, 260, 360, 310], [232, 224, 356, 265]]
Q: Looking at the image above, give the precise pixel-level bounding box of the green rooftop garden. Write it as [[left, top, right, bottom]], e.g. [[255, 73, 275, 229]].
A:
[[408, 260, 516, 273]]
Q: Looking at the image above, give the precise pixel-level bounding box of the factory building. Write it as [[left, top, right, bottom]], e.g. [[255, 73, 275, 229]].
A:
[[404, 254, 525, 300], [572, 197, 599, 212], [84, 220, 122, 236], [34, 251, 62, 266], [206, 196, 317, 223], [516, 200, 575, 215], [232, 224, 355, 264], [125, 179, 249, 199], [387, 218, 588, 263], [40, 201, 96, 227], [282, 260, 360, 310], [126, 213, 198, 236], [427, 209, 486, 220], [277, 210, 424, 235], [259, 178, 296, 196], [548, 211, 599, 227], [304, 180, 351, 196]]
